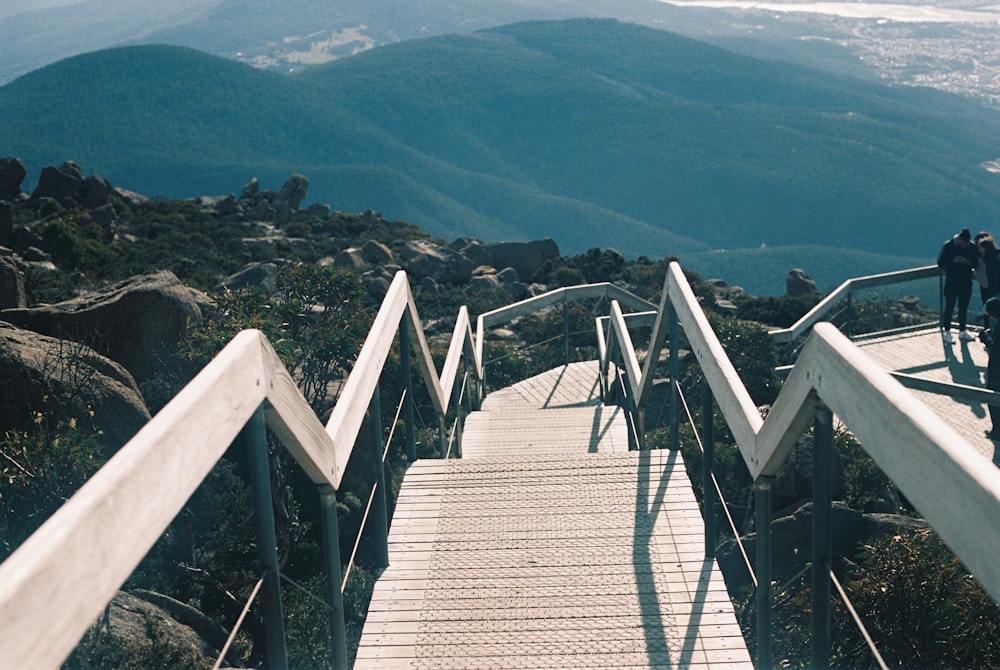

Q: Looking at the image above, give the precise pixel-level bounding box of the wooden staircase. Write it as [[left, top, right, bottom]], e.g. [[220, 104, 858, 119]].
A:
[[355, 362, 752, 669]]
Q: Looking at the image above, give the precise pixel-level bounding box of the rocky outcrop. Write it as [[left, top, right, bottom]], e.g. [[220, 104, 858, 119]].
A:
[[0, 157, 27, 200], [451, 237, 559, 281], [716, 502, 925, 594], [0, 321, 150, 446], [400, 239, 475, 285], [0, 270, 210, 381], [786, 267, 820, 297], [32, 161, 85, 201], [0, 253, 25, 309], [78, 591, 241, 667], [215, 262, 279, 295], [274, 173, 308, 212]]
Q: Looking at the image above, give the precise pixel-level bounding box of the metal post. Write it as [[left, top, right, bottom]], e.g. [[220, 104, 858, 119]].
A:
[[369, 385, 389, 569], [812, 402, 834, 669], [400, 321, 416, 461], [452, 370, 463, 458], [669, 303, 680, 451], [846, 291, 854, 338], [755, 476, 773, 670], [563, 293, 570, 364], [701, 378, 715, 558], [243, 406, 288, 670], [318, 485, 348, 670]]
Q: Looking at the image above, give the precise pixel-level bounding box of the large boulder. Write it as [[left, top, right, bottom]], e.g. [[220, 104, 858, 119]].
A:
[[0, 157, 27, 200], [72, 591, 240, 667], [274, 173, 308, 212], [400, 240, 475, 285], [786, 268, 820, 297], [215, 262, 279, 295], [0, 253, 26, 309], [0, 270, 210, 381], [0, 201, 12, 247], [0, 322, 150, 446], [452, 237, 559, 282], [32, 162, 84, 201]]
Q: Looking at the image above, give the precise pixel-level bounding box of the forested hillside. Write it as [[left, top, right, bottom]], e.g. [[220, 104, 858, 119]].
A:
[[2, 18, 999, 267]]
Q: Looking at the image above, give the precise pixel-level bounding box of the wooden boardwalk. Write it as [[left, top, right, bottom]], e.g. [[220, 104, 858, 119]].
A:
[[854, 326, 999, 462], [356, 362, 753, 669]]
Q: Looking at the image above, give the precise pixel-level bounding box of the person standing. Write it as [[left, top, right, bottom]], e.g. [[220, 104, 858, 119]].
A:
[[938, 227, 978, 344], [984, 297, 1000, 439], [976, 234, 1000, 303]]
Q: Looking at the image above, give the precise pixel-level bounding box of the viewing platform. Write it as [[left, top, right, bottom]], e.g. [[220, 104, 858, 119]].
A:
[[854, 325, 998, 462]]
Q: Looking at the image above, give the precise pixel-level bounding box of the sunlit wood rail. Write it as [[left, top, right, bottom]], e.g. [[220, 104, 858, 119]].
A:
[[356, 362, 753, 669]]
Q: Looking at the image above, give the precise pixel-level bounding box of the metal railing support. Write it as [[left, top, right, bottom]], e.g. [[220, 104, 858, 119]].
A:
[[701, 378, 716, 558], [452, 370, 463, 458], [244, 406, 288, 670], [400, 322, 416, 461], [845, 291, 854, 338], [755, 476, 773, 670], [318, 485, 348, 670], [669, 302, 680, 451], [812, 402, 834, 669], [564, 293, 570, 364], [368, 385, 390, 569]]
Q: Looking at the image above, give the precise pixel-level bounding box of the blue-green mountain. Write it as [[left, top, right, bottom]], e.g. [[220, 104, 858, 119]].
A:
[[2, 18, 999, 263]]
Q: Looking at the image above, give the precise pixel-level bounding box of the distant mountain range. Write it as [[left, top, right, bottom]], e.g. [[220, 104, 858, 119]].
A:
[[0, 0, 876, 86], [1, 19, 998, 282]]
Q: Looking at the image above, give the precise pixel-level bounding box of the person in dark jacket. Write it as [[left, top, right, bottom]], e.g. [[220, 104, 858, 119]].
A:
[[938, 227, 979, 344], [984, 297, 1000, 439], [976, 235, 1000, 303]]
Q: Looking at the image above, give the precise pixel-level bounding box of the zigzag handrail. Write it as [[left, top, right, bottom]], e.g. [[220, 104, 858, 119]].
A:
[[0, 270, 655, 669], [604, 262, 1000, 608], [5, 259, 997, 669]]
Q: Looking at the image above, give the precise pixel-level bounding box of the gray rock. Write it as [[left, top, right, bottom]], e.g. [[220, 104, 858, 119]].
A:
[[0, 322, 150, 447], [0, 157, 27, 200], [275, 174, 308, 211], [0, 201, 12, 247], [0, 254, 25, 309], [82, 174, 112, 208], [216, 262, 279, 295], [468, 274, 502, 294], [78, 591, 236, 666], [1, 270, 209, 382], [361, 240, 394, 265], [58, 160, 83, 181], [239, 177, 260, 201], [333, 248, 366, 269], [362, 273, 392, 301], [33, 164, 82, 201], [786, 268, 820, 297], [400, 240, 474, 285], [452, 237, 559, 282], [496, 267, 520, 284], [772, 433, 844, 506]]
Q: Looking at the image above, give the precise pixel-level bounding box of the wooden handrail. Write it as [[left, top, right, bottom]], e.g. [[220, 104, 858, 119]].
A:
[[769, 265, 939, 344], [5, 258, 992, 670], [657, 260, 1000, 606], [0, 269, 483, 669]]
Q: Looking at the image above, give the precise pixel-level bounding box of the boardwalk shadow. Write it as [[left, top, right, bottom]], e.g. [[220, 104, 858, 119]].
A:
[[633, 448, 714, 666]]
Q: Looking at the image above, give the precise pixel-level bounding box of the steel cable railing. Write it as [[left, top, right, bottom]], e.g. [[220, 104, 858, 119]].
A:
[[830, 565, 890, 670], [341, 388, 408, 594], [211, 574, 267, 670], [675, 368, 892, 668], [674, 379, 757, 587]]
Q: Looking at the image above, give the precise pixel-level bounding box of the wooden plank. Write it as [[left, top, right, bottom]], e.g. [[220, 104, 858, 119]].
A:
[[357, 441, 752, 669]]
